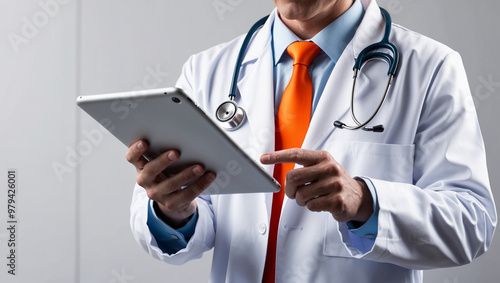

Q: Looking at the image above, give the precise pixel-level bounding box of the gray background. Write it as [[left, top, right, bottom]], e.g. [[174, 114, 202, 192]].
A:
[[0, 0, 498, 282]]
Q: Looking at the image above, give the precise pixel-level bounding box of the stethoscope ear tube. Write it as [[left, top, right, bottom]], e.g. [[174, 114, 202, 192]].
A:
[[334, 121, 384, 132], [333, 72, 393, 133], [333, 7, 398, 133]]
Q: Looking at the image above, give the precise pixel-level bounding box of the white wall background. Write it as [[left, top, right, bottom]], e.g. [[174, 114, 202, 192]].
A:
[[0, 0, 498, 282]]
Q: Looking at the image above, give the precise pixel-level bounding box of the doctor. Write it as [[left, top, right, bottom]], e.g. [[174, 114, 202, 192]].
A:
[[128, 0, 497, 282]]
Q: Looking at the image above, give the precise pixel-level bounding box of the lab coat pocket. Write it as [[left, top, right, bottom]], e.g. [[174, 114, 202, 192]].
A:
[[329, 141, 415, 183], [323, 141, 415, 257], [323, 218, 356, 257]]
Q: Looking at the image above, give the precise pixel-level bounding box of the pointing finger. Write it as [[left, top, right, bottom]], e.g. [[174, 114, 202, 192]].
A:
[[260, 148, 329, 166]]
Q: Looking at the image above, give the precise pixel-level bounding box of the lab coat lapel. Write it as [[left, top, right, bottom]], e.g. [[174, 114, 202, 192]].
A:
[[235, 11, 276, 217], [236, 11, 275, 159], [302, 0, 385, 150], [237, 46, 275, 159]]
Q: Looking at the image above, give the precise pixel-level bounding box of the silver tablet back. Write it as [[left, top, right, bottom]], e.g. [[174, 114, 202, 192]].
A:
[[77, 87, 280, 195]]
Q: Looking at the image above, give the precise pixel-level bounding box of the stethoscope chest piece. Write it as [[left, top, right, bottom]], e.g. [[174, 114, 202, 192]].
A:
[[216, 100, 246, 131]]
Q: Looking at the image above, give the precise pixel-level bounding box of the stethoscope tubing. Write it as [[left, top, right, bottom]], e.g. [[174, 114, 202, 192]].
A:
[[218, 8, 399, 133], [228, 15, 269, 100]]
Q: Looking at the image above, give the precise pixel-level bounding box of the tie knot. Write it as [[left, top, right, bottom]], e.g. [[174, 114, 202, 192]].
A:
[[287, 41, 321, 66]]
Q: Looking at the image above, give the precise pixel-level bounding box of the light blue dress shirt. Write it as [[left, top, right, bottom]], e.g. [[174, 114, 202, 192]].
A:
[[147, 0, 379, 254], [272, 0, 361, 115]]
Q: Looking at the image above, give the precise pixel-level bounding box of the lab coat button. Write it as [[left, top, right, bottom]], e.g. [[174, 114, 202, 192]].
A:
[[365, 234, 374, 239], [170, 234, 179, 240], [258, 223, 267, 235]]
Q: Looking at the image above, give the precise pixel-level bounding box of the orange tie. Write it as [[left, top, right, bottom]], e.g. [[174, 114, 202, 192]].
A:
[[263, 41, 321, 283]]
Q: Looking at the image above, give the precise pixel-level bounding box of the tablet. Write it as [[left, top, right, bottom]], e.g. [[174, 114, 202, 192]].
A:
[[76, 87, 280, 195]]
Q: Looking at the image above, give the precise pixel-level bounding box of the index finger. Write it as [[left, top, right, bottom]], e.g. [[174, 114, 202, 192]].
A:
[[260, 148, 326, 166]]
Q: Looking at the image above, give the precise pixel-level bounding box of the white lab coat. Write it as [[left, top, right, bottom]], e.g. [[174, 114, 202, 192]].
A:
[[130, 0, 497, 282]]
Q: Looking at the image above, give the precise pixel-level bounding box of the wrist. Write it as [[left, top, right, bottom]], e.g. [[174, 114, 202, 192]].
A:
[[153, 201, 195, 229], [351, 179, 374, 225]]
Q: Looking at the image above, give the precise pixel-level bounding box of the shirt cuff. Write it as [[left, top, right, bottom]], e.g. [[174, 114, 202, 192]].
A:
[[146, 199, 198, 254], [346, 177, 379, 239]]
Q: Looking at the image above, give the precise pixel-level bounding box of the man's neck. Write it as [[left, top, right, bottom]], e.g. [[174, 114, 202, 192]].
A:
[[278, 0, 354, 40]]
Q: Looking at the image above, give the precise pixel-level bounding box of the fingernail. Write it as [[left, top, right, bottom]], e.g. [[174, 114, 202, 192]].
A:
[[136, 141, 144, 151], [261, 154, 270, 163], [167, 151, 177, 161], [206, 173, 216, 182], [193, 166, 203, 176]]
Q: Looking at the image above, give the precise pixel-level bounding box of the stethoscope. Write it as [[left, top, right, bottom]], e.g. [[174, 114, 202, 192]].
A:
[[216, 8, 399, 133]]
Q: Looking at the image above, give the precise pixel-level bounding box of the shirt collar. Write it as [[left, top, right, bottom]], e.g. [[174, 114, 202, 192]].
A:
[[272, 0, 364, 65]]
